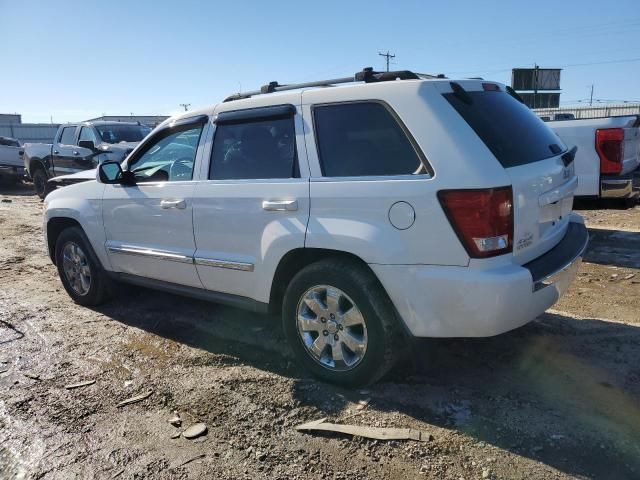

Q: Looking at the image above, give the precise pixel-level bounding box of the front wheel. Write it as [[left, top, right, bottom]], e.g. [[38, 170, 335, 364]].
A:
[[32, 168, 50, 199], [55, 227, 112, 306], [282, 259, 403, 386]]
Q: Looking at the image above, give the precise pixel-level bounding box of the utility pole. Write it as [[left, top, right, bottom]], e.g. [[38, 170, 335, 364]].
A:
[[589, 84, 594, 106], [378, 51, 395, 72], [179, 103, 191, 112]]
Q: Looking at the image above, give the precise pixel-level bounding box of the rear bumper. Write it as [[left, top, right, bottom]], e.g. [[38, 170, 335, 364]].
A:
[[0, 164, 26, 180], [600, 168, 640, 198], [371, 217, 589, 338]]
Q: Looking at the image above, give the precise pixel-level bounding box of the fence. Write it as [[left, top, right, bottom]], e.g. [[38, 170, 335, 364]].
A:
[[0, 123, 60, 144], [534, 103, 640, 120]]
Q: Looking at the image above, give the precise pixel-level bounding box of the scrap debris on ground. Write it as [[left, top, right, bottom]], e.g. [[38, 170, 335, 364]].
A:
[[0, 183, 639, 479]]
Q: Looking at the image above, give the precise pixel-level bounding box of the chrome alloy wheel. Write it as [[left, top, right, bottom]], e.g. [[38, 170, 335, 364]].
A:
[[296, 285, 368, 371], [61, 242, 91, 296]]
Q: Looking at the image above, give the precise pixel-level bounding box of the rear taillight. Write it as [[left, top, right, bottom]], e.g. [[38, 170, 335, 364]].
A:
[[438, 187, 513, 258], [596, 128, 624, 175]]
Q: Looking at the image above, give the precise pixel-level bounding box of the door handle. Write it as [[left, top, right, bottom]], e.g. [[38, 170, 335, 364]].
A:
[[53, 150, 59, 155], [160, 199, 186, 209], [262, 199, 298, 211], [73, 151, 79, 156]]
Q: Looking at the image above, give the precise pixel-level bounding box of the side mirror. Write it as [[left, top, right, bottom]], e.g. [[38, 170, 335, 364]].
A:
[[78, 140, 96, 151], [98, 161, 123, 184]]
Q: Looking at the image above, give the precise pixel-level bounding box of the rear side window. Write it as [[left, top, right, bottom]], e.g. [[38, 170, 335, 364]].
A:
[[313, 102, 424, 177], [210, 117, 297, 180], [443, 89, 566, 168], [59, 127, 76, 145]]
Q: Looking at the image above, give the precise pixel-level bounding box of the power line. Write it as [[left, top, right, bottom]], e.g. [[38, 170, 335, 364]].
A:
[[378, 51, 396, 72]]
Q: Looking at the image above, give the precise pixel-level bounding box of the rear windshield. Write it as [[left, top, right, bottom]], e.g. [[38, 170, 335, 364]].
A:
[[443, 89, 566, 168], [96, 124, 151, 144]]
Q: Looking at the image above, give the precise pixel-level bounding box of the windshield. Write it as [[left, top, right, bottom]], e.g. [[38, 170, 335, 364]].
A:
[[443, 89, 567, 168], [95, 124, 152, 144]]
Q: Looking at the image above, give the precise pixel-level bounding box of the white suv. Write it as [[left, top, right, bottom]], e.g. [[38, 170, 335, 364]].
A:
[[43, 68, 588, 385]]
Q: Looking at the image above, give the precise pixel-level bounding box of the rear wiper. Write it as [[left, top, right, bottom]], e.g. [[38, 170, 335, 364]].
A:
[[506, 86, 525, 104], [561, 146, 577, 167], [449, 82, 473, 105]]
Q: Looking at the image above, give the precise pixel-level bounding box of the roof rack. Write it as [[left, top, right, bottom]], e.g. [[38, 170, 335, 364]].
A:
[[223, 67, 443, 102]]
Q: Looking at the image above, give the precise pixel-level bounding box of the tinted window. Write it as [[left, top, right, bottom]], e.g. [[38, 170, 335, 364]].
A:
[[443, 90, 567, 168], [128, 125, 203, 182], [59, 127, 76, 145], [96, 124, 151, 144], [79, 127, 98, 144], [313, 102, 423, 177], [209, 117, 297, 180], [0, 137, 20, 147]]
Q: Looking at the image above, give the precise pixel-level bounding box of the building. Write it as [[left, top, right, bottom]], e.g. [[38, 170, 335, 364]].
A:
[[0, 113, 22, 124], [0, 113, 170, 144], [84, 115, 169, 127], [0, 114, 59, 144]]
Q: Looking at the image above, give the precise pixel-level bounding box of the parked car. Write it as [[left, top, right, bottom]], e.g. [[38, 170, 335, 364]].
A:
[[544, 115, 640, 203], [42, 68, 588, 385], [0, 136, 25, 185], [22, 121, 151, 198]]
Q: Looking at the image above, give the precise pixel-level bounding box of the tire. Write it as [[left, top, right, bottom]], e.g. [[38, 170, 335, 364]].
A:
[[282, 258, 403, 386], [55, 226, 112, 306], [32, 167, 51, 200]]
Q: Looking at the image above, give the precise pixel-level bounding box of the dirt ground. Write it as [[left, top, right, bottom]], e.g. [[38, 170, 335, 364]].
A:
[[0, 182, 639, 480]]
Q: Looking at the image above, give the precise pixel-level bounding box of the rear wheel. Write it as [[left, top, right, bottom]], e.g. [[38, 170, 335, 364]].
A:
[[282, 258, 403, 386], [55, 227, 112, 306], [32, 168, 50, 199]]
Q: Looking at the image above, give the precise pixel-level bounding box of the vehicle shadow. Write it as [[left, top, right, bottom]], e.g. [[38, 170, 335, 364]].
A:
[[586, 227, 640, 269], [574, 198, 638, 211], [0, 180, 35, 197], [94, 286, 640, 479]]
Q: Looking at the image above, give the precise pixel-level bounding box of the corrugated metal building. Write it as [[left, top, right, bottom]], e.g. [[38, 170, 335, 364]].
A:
[[0, 113, 22, 124], [534, 103, 640, 120], [0, 115, 60, 144], [85, 115, 169, 127]]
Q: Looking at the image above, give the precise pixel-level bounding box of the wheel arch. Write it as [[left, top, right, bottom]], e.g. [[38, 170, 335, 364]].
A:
[[268, 248, 380, 314], [46, 217, 83, 264]]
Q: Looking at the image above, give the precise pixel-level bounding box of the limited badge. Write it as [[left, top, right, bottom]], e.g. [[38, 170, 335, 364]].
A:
[[516, 232, 534, 250]]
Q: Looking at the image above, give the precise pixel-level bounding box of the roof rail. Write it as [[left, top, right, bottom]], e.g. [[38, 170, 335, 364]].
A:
[[223, 67, 433, 102]]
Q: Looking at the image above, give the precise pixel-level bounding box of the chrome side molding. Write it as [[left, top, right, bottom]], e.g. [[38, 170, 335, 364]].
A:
[[107, 245, 254, 272], [194, 257, 254, 272], [107, 245, 193, 264]]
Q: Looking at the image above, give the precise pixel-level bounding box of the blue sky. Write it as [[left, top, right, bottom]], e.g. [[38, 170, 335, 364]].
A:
[[1, 0, 638, 123]]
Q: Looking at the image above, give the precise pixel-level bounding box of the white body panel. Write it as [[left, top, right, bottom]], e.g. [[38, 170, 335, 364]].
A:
[[102, 181, 202, 287], [43, 77, 587, 339], [192, 99, 310, 302], [547, 115, 640, 197]]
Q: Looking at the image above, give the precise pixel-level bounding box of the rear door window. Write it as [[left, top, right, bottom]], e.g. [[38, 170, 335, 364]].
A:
[[313, 102, 425, 177], [59, 127, 77, 145], [443, 89, 566, 168], [209, 116, 297, 180]]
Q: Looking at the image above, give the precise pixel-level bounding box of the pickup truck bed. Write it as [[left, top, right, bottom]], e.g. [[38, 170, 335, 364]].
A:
[[546, 115, 640, 199]]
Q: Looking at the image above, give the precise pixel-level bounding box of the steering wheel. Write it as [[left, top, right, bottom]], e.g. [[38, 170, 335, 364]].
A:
[[169, 157, 193, 180]]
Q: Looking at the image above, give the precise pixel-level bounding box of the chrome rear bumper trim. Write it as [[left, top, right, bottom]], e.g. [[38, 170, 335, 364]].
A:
[[532, 226, 589, 292]]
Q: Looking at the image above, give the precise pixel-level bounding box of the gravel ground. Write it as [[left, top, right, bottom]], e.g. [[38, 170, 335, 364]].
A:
[[0, 182, 639, 480]]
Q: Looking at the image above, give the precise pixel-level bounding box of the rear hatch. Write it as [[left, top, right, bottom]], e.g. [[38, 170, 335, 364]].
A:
[[441, 81, 577, 264]]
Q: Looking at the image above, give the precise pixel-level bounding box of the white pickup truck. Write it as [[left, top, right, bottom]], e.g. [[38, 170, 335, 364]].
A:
[[0, 136, 25, 185], [545, 115, 640, 202]]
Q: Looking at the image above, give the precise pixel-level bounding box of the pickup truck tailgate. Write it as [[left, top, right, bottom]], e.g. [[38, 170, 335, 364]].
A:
[[621, 122, 640, 175]]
